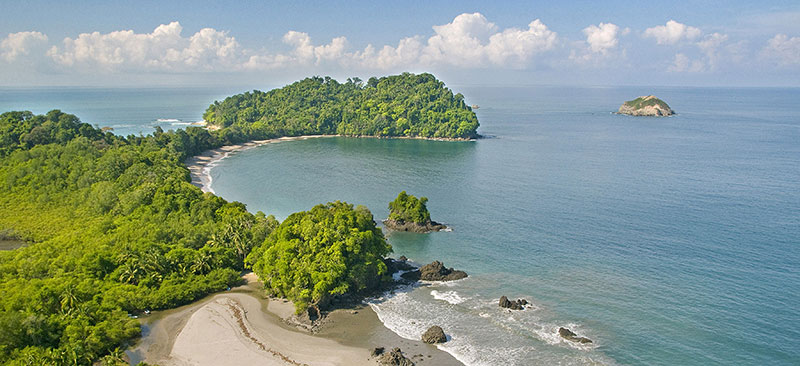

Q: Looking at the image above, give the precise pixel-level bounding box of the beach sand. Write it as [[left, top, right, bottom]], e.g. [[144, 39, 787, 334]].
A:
[[172, 136, 468, 365], [127, 274, 463, 366]]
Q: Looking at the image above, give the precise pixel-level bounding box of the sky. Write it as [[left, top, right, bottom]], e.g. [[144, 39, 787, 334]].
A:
[[1, 0, 799, 88]]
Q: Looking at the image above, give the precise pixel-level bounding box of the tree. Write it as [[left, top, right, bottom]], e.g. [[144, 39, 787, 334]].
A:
[[388, 191, 431, 224], [247, 201, 392, 313]]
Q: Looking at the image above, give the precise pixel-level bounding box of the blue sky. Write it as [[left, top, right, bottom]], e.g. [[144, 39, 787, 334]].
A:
[[1, 0, 799, 87]]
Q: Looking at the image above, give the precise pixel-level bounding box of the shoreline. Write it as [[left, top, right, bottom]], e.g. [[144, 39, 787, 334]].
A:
[[180, 134, 476, 365], [185, 134, 477, 193], [127, 274, 463, 365]]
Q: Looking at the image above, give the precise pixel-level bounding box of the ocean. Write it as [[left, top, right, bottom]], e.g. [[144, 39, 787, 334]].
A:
[[2, 85, 799, 365]]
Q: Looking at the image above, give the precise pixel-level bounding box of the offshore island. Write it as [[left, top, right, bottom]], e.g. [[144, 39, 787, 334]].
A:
[[0, 73, 477, 365], [618, 95, 674, 116]]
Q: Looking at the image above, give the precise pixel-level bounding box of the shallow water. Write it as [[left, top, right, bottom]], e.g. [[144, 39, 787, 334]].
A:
[[210, 86, 800, 365]]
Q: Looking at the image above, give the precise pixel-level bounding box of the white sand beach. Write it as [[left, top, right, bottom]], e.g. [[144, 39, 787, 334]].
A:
[[128, 274, 462, 366]]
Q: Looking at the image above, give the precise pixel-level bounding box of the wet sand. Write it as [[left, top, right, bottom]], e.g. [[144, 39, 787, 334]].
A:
[[127, 274, 462, 366]]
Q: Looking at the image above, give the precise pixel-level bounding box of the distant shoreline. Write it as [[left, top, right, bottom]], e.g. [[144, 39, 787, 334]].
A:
[[185, 134, 477, 193]]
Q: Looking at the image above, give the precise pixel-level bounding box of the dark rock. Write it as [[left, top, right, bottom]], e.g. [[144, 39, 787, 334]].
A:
[[384, 257, 415, 274], [377, 347, 415, 366], [371, 347, 385, 357], [559, 327, 592, 344], [418, 261, 467, 281], [498, 296, 528, 310], [383, 219, 447, 233], [400, 270, 421, 282], [421, 325, 447, 344], [499, 296, 511, 308], [399, 256, 408, 262]]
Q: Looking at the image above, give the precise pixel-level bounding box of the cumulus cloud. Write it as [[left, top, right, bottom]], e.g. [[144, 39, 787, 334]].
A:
[[363, 13, 557, 69], [47, 22, 242, 71], [584, 23, 620, 54], [1, 31, 48, 62], [644, 20, 701, 45], [569, 22, 627, 64], [761, 34, 800, 66]]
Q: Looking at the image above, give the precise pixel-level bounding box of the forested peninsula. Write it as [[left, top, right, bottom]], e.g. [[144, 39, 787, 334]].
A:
[[204, 72, 480, 140], [0, 73, 476, 365]]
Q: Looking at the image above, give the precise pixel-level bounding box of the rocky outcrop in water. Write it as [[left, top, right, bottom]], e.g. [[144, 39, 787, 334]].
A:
[[377, 347, 415, 366], [383, 219, 447, 233], [499, 296, 528, 310], [384, 257, 415, 274], [401, 261, 467, 282], [421, 325, 447, 344], [618, 95, 674, 116], [558, 327, 592, 344]]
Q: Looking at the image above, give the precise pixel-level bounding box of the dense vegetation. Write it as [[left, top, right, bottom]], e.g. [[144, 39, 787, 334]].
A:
[[203, 73, 480, 139], [0, 73, 475, 365], [246, 201, 392, 313], [0, 110, 276, 365], [388, 191, 431, 224]]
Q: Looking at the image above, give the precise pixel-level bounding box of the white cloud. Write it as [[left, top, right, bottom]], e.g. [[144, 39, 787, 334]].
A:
[[1, 31, 48, 62], [250, 13, 559, 70], [761, 34, 800, 66], [362, 13, 557, 69], [584, 23, 620, 54], [47, 21, 242, 71], [569, 22, 626, 64], [644, 20, 702, 45]]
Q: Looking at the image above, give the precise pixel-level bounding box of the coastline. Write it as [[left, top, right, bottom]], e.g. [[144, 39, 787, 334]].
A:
[[185, 134, 477, 193], [127, 274, 463, 366], [180, 134, 475, 365]]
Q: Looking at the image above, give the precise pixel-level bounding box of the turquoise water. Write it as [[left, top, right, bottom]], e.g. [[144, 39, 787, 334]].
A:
[[3, 86, 799, 365], [210, 86, 800, 365]]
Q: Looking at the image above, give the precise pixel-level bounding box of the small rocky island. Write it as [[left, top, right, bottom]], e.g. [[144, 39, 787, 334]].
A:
[[383, 191, 447, 233], [618, 95, 674, 116]]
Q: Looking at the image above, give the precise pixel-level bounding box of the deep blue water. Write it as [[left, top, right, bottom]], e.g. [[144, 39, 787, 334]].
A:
[[3, 85, 799, 365]]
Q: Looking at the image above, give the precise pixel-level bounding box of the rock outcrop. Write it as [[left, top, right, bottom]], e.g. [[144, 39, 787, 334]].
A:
[[383, 219, 447, 233], [558, 327, 592, 344], [498, 296, 528, 310], [384, 257, 415, 274], [421, 325, 447, 344], [402, 261, 467, 282], [618, 95, 674, 116], [377, 347, 415, 366]]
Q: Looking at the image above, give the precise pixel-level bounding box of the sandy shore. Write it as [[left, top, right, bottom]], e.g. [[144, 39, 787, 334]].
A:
[[127, 274, 462, 366]]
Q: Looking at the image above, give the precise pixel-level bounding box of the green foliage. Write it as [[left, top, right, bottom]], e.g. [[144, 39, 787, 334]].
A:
[[0, 73, 473, 364], [623, 96, 671, 110], [246, 201, 392, 313], [0, 111, 272, 365], [204, 73, 480, 139], [388, 191, 431, 224]]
